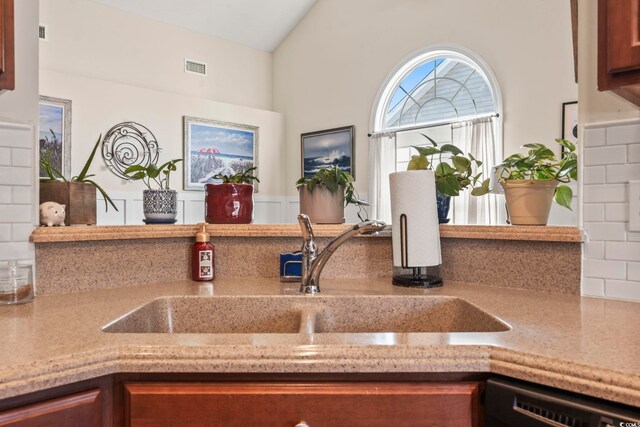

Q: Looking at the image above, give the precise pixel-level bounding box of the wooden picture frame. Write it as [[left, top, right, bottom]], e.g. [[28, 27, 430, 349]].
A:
[[183, 116, 259, 191], [301, 125, 355, 179]]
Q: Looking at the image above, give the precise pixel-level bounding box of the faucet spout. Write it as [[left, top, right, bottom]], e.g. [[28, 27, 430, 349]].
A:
[[296, 214, 386, 294]]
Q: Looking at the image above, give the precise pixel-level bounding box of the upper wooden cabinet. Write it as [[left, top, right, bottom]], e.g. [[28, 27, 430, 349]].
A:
[[0, 0, 14, 91], [599, 0, 640, 105]]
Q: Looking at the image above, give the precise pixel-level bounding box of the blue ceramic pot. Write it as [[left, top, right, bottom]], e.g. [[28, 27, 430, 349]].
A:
[[436, 192, 451, 224]]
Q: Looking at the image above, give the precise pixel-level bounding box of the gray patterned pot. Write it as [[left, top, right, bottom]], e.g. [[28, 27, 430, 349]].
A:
[[143, 189, 177, 221]]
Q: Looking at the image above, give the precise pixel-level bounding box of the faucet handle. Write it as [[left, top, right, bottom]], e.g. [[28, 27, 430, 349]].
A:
[[297, 214, 315, 243]]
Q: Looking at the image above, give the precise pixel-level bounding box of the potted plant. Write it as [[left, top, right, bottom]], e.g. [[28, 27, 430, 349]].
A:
[[407, 135, 490, 223], [296, 165, 368, 223], [124, 158, 183, 223], [497, 138, 577, 226], [205, 167, 260, 224], [39, 135, 118, 225]]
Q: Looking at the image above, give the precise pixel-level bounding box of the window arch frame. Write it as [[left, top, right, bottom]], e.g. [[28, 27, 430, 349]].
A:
[[370, 44, 503, 133]]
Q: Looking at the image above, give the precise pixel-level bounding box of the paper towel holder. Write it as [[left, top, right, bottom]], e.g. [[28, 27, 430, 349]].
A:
[[392, 214, 443, 288]]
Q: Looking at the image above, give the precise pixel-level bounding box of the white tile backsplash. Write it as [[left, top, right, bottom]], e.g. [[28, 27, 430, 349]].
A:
[[582, 120, 640, 301], [0, 123, 35, 263], [584, 145, 627, 166]]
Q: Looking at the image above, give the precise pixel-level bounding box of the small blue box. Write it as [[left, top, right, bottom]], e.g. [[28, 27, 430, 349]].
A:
[[280, 252, 302, 282]]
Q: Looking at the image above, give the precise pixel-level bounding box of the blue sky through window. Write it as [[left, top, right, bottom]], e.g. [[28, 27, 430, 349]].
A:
[[388, 58, 444, 110]]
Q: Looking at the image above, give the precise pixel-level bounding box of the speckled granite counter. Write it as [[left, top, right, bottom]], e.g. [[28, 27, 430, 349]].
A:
[[0, 278, 637, 406]]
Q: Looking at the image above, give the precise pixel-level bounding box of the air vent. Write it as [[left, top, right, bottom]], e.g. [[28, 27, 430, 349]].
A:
[[184, 58, 207, 76], [39, 25, 48, 41], [514, 398, 589, 427]]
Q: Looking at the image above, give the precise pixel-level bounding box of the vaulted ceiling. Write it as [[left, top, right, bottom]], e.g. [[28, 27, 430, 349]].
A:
[[90, 0, 317, 52]]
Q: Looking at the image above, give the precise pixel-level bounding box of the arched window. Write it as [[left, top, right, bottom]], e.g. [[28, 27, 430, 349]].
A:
[[369, 46, 504, 224]]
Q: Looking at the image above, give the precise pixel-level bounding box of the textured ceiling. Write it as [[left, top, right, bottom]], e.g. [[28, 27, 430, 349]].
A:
[[90, 0, 316, 52]]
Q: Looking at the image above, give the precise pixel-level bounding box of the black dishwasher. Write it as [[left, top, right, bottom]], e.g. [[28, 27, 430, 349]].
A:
[[485, 377, 640, 427]]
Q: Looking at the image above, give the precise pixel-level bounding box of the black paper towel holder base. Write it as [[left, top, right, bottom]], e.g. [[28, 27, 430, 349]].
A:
[[393, 267, 443, 288]]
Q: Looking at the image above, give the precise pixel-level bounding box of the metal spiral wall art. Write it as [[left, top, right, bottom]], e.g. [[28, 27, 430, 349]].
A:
[[101, 122, 160, 180]]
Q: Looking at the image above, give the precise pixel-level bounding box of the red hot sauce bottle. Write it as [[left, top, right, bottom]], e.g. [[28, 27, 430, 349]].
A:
[[192, 223, 215, 281]]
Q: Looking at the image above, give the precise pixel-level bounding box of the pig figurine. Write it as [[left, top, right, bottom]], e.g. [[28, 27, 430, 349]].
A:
[[39, 202, 66, 227]]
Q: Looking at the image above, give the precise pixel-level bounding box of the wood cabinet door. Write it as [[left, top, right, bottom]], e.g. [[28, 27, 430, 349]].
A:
[[0, 0, 14, 91], [125, 382, 480, 427], [0, 389, 102, 427], [606, 0, 640, 73]]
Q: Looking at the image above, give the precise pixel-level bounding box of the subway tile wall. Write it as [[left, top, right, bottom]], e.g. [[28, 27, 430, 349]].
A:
[[0, 122, 36, 263], [583, 120, 640, 301]]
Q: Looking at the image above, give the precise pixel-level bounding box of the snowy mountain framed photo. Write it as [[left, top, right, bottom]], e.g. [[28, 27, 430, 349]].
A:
[[301, 125, 355, 179], [183, 116, 259, 191]]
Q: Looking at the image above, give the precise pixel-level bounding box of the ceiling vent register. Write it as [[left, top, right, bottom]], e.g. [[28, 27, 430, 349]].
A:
[[185, 59, 207, 76]]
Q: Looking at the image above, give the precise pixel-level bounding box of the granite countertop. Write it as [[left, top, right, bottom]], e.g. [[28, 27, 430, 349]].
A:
[[0, 278, 637, 406]]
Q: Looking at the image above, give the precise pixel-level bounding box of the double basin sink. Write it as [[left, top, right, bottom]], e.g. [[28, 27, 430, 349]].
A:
[[103, 295, 510, 334]]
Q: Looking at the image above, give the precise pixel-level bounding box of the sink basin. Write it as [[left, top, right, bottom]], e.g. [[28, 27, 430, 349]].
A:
[[103, 295, 510, 334], [102, 296, 305, 333], [311, 296, 510, 333]]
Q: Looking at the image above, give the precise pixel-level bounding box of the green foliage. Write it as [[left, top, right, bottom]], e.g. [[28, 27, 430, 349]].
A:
[[296, 165, 369, 221], [497, 138, 578, 210], [124, 158, 183, 190], [39, 135, 118, 212], [407, 134, 490, 197], [212, 167, 260, 184]]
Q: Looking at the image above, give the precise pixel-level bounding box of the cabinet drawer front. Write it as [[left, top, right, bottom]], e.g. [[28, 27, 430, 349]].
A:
[[0, 389, 102, 427], [125, 382, 479, 427]]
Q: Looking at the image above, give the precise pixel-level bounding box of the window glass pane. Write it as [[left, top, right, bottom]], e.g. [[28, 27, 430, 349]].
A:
[[384, 57, 495, 128]]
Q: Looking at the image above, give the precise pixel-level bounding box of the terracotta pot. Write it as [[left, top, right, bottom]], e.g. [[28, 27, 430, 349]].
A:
[[143, 189, 178, 221], [39, 181, 96, 226], [205, 183, 254, 224], [501, 180, 558, 226], [298, 185, 345, 224]]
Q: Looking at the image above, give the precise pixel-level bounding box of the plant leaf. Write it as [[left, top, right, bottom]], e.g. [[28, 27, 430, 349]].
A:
[[407, 155, 429, 170], [76, 135, 102, 181], [554, 185, 573, 210], [451, 156, 471, 173], [439, 144, 463, 155], [420, 133, 437, 146], [84, 179, 119, 212]]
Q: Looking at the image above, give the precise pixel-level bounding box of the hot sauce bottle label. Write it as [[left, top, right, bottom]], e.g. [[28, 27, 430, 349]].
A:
[[198, 250, 214, 279]]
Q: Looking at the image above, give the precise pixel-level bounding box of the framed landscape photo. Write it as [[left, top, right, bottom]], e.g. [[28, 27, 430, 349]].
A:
[[183, 116, 259, 191], [39, 96, 72, 179], [562, 101, 578, 153], [301, 125, 355, 179]]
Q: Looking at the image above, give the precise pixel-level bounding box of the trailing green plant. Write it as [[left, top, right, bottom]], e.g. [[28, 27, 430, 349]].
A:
[[496, 138, 577, 210], [212, 167, 260, 184], [296, 165, 369, 221], [124, 158, 183, 190], [407, 134, 490, 197], [40, 134, 118, 212]]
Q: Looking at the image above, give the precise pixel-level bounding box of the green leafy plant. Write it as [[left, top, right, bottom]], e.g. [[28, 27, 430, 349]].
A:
[[124, 158, 183, 190], [407, 134, 490, 197], [296, 165, 369, 221], [212, 167, 260, 184], [496, 138, 577, 209], [40, 134, 118, 212]]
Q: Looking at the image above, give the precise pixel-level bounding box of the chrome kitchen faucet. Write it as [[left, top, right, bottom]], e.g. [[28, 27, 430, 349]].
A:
[[297, 214, 386, 294]]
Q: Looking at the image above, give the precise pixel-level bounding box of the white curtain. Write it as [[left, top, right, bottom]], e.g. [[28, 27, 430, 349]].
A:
[[368, 133, 396, 223], [451, 117, 503, 225]]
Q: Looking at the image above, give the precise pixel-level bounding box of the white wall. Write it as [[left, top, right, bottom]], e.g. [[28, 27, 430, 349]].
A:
[[0, 0, 39, 263], [40, 0, 273, 111], [578, 0, 640, 301], [40, 69, 285, 197], [273, 0, 578, 196]]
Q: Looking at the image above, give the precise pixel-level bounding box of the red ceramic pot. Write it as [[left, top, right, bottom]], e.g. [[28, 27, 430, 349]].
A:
[[205, 183, 254, 224]]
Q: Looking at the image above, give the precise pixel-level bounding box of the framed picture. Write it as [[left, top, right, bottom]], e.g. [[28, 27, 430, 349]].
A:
[[39, 96, 72, 179], [183, 116, 259, 191], [301, 125, 355, 179], [562, 101, 578, 152]]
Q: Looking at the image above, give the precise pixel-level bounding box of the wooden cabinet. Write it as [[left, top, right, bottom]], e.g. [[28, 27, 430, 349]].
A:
[[0, 389, 103, 427], [598, 0, 640, 105], [0, 0, 14, 91], [124, 382, 480, 427]]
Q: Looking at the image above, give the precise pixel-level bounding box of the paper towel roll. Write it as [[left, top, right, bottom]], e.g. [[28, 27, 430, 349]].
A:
[[389, 170, 442, 268]]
